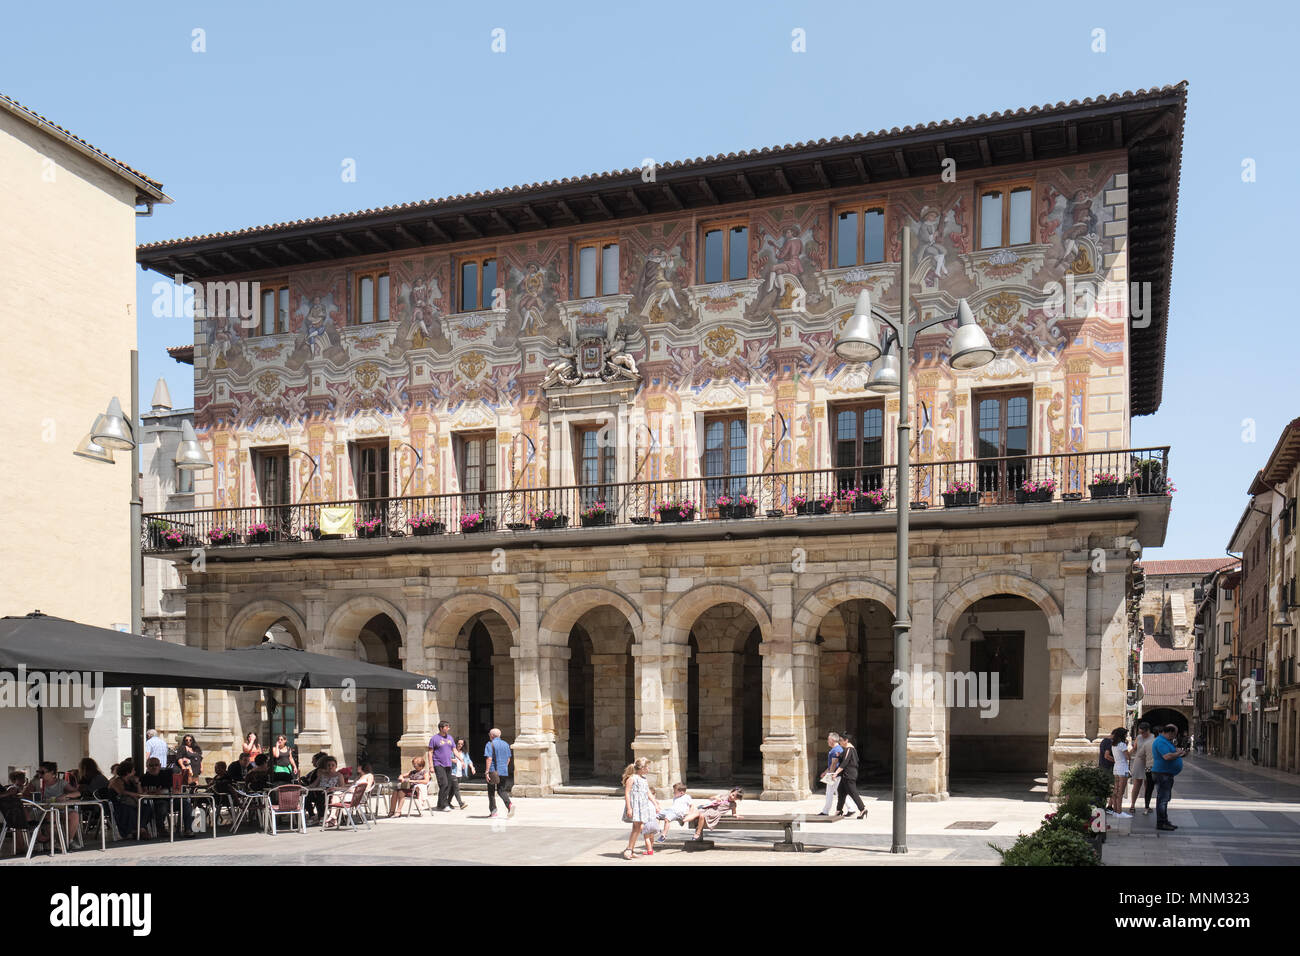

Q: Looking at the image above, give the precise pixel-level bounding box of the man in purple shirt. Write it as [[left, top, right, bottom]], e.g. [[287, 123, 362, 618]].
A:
[[427, 721, 456, 811]]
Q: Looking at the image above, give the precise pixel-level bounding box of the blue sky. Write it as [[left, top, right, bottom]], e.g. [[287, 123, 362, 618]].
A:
[[3, 0, 1296, 558]]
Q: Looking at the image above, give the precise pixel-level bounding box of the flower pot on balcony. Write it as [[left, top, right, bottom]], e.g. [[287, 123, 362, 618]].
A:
[[581, 512, 614, 527], [717, 503, 757, 519], [248, 530, 272, 544], [534, 515, 569, 530], [942, 491, 979, 508], [507, 522, 530, 531], [853, 498, 886, 513], [795, 501, 831, 516], [1016, 488, 1054, 504], [1089, 482, 1129, 499], [411, 523, 446, 536], [630, 516, 655, 526], [658, 508, 696, 523], [208, 533, 239, 546]]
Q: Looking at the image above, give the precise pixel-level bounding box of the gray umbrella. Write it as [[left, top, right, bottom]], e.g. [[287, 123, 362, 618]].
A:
[[222, 640, 438, 692]]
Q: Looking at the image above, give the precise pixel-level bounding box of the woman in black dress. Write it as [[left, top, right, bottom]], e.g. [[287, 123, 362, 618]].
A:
[[834, 733, 868, 819]]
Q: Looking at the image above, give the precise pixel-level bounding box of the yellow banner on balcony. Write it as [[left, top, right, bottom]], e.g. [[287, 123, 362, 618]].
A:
[[319, 506, 355, 536]]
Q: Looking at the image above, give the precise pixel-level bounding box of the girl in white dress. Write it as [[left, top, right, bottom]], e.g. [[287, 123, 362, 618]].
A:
[[1108, 727, 1133, 818], [621, 758, 661, 860]]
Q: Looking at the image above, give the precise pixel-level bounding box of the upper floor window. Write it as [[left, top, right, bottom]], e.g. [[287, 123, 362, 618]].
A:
[[834, 204, 886, 268], [701, 220, 748, 283], [353, 271, 390, 325], [576, 239, 620, 298], [701, 413, 747, 505], [458, 256, 498, 313], [977, 181, 1033, 250], [831, 400, 885, 492], [257, 282, 291, 336]]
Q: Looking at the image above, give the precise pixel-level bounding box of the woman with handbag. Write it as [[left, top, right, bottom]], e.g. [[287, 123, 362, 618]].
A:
[[819, 733, 843, 815], [834, 733, 868, 819], [621, 758, 660, 860]]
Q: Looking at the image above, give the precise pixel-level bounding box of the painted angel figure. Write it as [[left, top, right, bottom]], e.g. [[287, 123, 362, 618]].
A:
[[1045, 188, 1103, 269], [913, 205, 962, 278], [297, 294, 339, 356], [506, 260, 560, 335], [635, 245, 684, 317]]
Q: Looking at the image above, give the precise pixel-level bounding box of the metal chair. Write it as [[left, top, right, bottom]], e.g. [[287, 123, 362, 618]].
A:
[[324, 781, 372, 832], [368, 774, 390, 821], [267, 784, 308, 835], [229, 786, 268, 835]]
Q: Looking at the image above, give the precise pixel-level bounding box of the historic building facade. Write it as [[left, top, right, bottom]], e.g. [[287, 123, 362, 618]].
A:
[[139, 86, 1185, 797]]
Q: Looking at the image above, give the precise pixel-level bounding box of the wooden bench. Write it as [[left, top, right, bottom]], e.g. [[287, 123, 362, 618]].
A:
[[683, 813, 843, 852]]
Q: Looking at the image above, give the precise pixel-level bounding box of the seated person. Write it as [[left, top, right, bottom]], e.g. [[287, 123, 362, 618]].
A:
[[388, 756, 429, 817], [243, 753, 271, 792], [226, 752, 250, 784], [209, 761, 231, 795], [683, 787, 745, 840], [77, 758, 109, 797], [306, 757, 343, 822], [36, 763, 81, 846], [654, 782, 694, 842], [324, 762, 373, 829], [138, 757, 171, 793], [1, 771, 33, 852], [108, 759, 153, 838]]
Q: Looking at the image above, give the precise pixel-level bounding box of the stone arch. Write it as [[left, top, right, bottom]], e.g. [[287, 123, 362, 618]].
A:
[[323, 595, 407, 653], [792, 576, 897, 641], [538, 585, 645, 647], [225, 599, 308, 650], [662, 583, 773, 646], [424, 592, 520, 651], [932, 571, 1064, 644]]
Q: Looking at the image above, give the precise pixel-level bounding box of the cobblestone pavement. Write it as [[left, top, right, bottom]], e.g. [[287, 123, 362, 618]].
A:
[[8, 761, 1295, 865]]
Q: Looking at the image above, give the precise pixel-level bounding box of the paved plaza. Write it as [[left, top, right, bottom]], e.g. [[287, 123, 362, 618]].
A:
[[8, 755, 1299, 866]]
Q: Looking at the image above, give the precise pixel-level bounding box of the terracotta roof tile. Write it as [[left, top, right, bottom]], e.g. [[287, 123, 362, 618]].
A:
[[1138, 558, 1239, 576]]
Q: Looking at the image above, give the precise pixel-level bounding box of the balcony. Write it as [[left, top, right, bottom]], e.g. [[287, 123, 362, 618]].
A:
[[142, 446, 1170, 556]]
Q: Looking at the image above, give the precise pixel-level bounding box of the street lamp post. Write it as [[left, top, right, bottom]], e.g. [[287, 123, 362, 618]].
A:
[[833, 229, 995, 853], [79, 351, 211, 768]]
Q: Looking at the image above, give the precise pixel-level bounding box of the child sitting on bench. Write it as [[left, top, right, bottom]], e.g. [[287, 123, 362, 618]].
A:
[[683, 787, 744, 840], [654, 782, 694, 843]]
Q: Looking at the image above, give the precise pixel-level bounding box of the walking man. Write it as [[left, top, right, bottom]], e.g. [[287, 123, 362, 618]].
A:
[[484, 728, 515, 819], [1150, 724, 1188, 832], [145, 729, 168, 767], [427, 721, 456, 812], [819, 733, 843, 816]]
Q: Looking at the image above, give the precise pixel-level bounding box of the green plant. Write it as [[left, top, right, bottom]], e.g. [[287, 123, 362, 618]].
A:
[[1058, 763, 1113, 807], [993, 827, 1100, 866], [1042, 793, 1094, 836]]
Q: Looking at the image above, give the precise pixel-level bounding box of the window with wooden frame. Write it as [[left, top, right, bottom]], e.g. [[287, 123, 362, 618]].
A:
[[977, 180, 1034, 250], [575, 239, 620, 298], [353, 270, 390, 325], [700, 220, 749, 283], [350, 439, 390, 528], [456, 431, 498, 519], [254, 281, 291, 336], [458, 255, 498, 313], [575, 424, 616, 510], [833, 203, 887, 268], [973, 387, 1031, 501], [701, 412, 747, 506], [830, 400, 885, 492]]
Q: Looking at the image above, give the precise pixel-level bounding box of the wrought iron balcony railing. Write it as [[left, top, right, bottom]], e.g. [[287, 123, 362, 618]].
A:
[[142, 446, 1170, 551]]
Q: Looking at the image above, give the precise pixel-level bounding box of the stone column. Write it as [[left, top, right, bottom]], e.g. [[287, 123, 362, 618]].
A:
[[296, 588, 343, 761], [397, 579, 438, 765], [491, 654, 516, 741], [1050, 557, 1094, 793], [1097, 551, 1132, 732], [631, 575, 675, 796], [660, 642, 690, 791], [182, 588, 237, 766], [760, 571, 810, 799], [591, 651, 630, 777], [510, 578, 563, 794], [907, 565, 945, 800]]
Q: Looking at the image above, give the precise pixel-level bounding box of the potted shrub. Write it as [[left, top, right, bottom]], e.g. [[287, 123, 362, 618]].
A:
[[356, 516, 385, 538], [1089, 472, 1130, 499], [656, 499, 696, 523], [305, 523, 323, 541], [794, 492, 834, 516], [460, 510, 488, 533], [716, 493, 757, 519], [1016, 478, 1056, 504], [850, 487, 890, 513], [528, 505, 569, 530], [207, 526, 239, 546], [161, 527, 186, 548], [408, 513, 446, 536], [992, 826, 1100, 867], [942, 479, 979, 508], [247, 521, 272, 544], [1132, 459, 1175, 497], [580, 501, 613, 527]]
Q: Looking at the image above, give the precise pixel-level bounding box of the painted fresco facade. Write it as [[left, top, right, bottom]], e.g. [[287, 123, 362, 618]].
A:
[[147, 97, 1183, 800]]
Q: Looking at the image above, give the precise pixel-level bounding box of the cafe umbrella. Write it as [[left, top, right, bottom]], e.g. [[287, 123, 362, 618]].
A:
[[0, 611, 295, 763], [221, 639, 438, 692]]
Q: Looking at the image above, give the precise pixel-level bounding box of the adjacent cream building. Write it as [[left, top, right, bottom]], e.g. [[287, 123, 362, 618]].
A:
[[0, 93, 169, 773]]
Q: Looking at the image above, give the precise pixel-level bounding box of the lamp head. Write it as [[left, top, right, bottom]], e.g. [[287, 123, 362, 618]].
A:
[[174, 420, 212, 471], [90, 397, 135, 450], [948, 299, 996, 371], [73, 431, 114, 464], [834, 291, 882, 363], [865, 339, 900, 393]]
